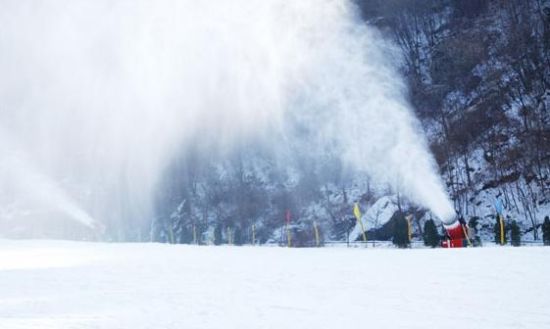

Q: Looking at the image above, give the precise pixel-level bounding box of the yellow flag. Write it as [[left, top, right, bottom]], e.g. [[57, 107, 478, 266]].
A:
[[353, 203, 361, 220]]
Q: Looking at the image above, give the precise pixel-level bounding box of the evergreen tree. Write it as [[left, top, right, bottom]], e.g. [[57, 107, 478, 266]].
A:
[[542, 216, 550, 246], [392, 212, 410, 248], [233, 226, 244, 246], [213, 223, 223, 245], [468, 216, 481, 247], [510, 220, 521, 247], [177, 224, 192, 244], [423, 219, 440, 248]]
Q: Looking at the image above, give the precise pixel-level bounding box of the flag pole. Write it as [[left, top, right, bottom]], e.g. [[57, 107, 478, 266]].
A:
[[499, 215, 505, 245], [227, 227, 232, 245], [252, 223, 256, 246], [461, 224, 472, 247], [406, 215, 412, 243], [313, 221, 320, 247], [495, 199, 505, 245], [168, 223, 175, 244], [286, 224, 291, 247], [285, 209, 292, 248], [354, 203, 367, 245]]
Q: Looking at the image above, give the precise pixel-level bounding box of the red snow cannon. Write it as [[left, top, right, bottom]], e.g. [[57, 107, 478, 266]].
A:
[[441, 220, 468, 248]]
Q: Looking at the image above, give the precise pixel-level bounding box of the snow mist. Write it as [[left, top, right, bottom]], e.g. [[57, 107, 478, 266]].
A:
[[0, 0, 455, 234]]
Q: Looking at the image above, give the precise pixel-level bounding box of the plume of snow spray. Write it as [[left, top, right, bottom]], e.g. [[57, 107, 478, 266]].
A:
[[0, 0, 455, 233], [0, 131, 96, 228]]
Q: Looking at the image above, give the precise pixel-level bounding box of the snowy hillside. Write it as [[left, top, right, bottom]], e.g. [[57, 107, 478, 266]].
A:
[[1, 240, 549, 329], [357, 0, 550, 239]]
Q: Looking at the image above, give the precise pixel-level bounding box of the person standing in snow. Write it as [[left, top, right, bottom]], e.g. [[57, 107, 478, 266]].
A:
[[542, 216, 550, 246], [458, 215, 470, 246]]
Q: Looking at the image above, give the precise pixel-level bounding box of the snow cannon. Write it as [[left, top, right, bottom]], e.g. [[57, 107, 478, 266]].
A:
[[441, 214, 469, 248]]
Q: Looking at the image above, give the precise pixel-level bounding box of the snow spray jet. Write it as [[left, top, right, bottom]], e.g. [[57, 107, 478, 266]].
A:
[[0, 0, 455, 235], [0, 131, 96, 228], [274, 9, 456, 225]]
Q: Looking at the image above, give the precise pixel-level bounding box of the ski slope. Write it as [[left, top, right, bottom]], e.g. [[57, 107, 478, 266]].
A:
[[0, 240, 549, 329]]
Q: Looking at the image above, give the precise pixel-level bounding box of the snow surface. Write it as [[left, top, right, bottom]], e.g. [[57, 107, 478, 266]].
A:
[[1, 240, 549, 329]]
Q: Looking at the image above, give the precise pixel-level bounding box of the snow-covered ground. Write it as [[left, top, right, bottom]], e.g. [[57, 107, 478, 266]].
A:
[[0, 240, 549, 329]]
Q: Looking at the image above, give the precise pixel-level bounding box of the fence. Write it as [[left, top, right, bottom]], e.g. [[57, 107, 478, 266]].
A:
[[262, 239, 547, 248]]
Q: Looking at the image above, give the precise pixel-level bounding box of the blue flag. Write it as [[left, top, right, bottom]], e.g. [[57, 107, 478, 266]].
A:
[[495, 199, 504, 215]]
